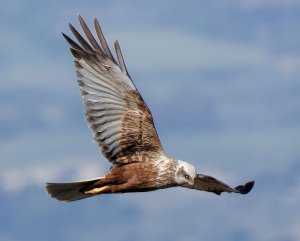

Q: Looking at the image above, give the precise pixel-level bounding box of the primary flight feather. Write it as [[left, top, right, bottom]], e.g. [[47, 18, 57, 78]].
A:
[[46, 15, 254, 202]]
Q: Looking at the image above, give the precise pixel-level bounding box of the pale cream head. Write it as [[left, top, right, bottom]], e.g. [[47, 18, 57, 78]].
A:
[[175, 160, 197, 186]]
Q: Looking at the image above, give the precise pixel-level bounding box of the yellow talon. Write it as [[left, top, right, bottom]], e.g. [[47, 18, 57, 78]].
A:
[[84, 186, 109, 194]]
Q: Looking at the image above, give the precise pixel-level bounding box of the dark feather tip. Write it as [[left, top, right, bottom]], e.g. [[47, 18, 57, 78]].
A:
[[234, 180, 255, 194]]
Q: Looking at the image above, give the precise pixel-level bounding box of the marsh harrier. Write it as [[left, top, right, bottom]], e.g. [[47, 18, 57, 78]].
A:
[[46, 16, 254, 202]]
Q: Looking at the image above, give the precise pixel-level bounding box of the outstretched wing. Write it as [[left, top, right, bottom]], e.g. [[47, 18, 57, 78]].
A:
[[64, 15, 165, 165], [192, 174, 254, 195]]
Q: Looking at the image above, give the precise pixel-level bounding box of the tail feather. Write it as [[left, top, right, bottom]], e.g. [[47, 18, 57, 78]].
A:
[[46, 177, 102, 202]]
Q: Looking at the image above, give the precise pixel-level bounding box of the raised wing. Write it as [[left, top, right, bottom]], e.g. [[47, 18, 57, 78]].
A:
[[192, 174, 254, 195], [64, 15, 165, 165]]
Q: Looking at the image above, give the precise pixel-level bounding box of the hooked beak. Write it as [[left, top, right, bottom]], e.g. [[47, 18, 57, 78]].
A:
[[181, 178, 194, 188]]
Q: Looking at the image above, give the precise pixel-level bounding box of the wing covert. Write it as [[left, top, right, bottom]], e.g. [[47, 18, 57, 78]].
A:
[[64, 15, 165, 165]]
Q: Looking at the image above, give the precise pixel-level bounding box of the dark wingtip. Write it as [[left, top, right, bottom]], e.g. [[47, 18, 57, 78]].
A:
[[235, 180, 255, 194], [61, 32, 68, 39]]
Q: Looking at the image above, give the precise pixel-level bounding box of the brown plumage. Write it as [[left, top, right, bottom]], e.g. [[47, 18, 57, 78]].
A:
[[46, 15, 254, 202]]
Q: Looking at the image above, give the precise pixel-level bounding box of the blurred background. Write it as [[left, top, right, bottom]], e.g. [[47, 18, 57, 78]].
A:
[[1, 0, 300, 240]]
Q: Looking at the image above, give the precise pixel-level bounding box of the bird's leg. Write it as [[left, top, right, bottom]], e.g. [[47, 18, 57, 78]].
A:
[[84, 185, 111, 194], [83, 182, 133, 194], [81, 175, 119, 194], [83, 172, 130, 194]]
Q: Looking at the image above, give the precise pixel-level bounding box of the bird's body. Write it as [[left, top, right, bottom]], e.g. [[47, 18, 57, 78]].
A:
[[46, 15, 254, 202], [87, 157, 178, 194]]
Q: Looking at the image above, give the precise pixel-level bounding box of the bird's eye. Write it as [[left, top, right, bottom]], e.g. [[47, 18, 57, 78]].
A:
[[185, 174, 190, 180]]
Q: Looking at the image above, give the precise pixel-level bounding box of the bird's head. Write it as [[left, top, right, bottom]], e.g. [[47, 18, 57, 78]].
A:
[[175, 160, 197, 186]]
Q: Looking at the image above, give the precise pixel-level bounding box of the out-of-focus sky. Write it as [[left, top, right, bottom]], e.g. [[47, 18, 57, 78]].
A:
[[1, 1, 300, 241]]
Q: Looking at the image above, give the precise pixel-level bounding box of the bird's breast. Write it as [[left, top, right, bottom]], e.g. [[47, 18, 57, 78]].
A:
[[113, 157, 177, 191]]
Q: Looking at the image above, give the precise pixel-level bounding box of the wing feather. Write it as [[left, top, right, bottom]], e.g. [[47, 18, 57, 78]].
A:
[[78, 15, 102, 53], [94, 17, 115, 61], [114, 39, 129, 75], [69, 23, 94, 53], [64, 16, 165, 165], [192, 174, 254, 195]]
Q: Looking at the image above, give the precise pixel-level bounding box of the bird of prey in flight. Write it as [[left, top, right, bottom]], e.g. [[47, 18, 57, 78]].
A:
[[46, 15, 254, 202]]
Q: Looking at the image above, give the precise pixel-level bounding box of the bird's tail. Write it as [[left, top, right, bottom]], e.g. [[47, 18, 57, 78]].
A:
[[46, 177, 104, 202]]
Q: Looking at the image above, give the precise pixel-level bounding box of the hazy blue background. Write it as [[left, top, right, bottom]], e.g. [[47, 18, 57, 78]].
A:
[[1, 1, 300, 241]]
